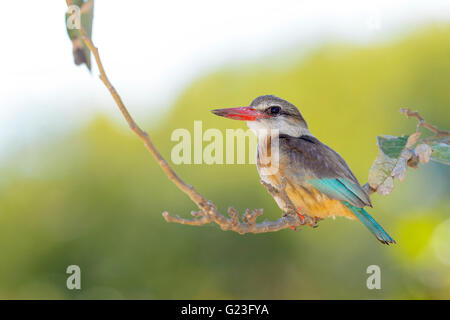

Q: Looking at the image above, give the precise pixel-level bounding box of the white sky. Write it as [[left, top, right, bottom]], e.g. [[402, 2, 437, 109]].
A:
[[0, 0, 450, 156]]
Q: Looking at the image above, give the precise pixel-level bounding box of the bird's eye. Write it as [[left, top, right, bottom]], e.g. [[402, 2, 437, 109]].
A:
[[269, 106, 281, 115]]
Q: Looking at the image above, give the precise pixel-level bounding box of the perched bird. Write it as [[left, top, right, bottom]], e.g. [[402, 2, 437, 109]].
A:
[[212, 95, 395, 245]]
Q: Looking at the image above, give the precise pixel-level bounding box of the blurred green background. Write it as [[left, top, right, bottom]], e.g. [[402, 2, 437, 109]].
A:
[[0, 25, 449, 299]]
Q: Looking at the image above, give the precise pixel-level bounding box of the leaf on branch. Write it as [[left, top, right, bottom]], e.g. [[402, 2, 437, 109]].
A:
[[429, 140, 450, 165], [368, 133, 421, 195], [377, 135, 410, 159], [66, 0, 94, 70], [368, 109, 450, 196], [414, 143, 433, 164]]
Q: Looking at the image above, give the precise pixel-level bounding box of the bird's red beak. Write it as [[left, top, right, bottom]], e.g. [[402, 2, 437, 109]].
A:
[[211, 107, 269, 121]]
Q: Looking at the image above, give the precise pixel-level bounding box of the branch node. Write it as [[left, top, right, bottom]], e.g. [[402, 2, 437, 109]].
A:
[[400, 107, 449, 137]]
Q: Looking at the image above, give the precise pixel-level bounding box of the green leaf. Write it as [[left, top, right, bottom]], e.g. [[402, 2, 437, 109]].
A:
[[65, 0, 84, 40], [65, 0, 94, 70], [377, 135, 409, 158], [430, 142, 450, 165]]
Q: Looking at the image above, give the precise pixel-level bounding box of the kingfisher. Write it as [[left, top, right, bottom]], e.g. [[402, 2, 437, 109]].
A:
[[212, 95, 395, 244]]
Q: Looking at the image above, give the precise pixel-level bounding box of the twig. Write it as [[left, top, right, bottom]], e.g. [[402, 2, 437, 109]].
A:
[[65, 1, 308, 234], [400, 108, 450, 137], [163, 204, 306, 235], [362, 183, 376, 195], [162, 180, 312, 233]]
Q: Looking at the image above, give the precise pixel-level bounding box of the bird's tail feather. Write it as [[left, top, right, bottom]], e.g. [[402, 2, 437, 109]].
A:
[[343, 202, 396, 245]]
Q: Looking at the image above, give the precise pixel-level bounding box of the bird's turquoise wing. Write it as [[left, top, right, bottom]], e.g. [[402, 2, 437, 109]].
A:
[[278, 134, 394, 244], [309, 178, 370, 208], [279, 135, 372, 207]]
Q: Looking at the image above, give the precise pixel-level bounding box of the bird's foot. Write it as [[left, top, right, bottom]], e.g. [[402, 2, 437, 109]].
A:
[[308, 216, 322, 228], [296, 210, 306, 223], [288, 210, 306, 231], [289, 211, 321, 230]]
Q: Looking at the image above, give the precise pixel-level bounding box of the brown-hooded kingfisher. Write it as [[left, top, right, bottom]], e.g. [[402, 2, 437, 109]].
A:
[[212, 95, 395, 245]]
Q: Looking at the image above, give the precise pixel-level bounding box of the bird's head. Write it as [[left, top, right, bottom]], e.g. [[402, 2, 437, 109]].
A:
[[211, 95, 310, 137]]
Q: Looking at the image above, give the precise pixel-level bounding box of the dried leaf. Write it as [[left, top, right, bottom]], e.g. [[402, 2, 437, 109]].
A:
[[414, 143, 432, 164], [369, 134, 419, 196], [391, 157, 407, 182], [392, 149, 414, 182], [405, 132, 422, 149], [377, 176, 394, 195], [407, 155, 419, 169], [368, 151, 396, 190]]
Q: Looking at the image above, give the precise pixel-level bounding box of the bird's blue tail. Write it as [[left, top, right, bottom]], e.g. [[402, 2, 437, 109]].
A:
[[343, 202, 396, 245]]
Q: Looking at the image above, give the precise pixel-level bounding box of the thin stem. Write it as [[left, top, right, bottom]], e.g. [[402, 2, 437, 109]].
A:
[[400, 108, 450, 137]]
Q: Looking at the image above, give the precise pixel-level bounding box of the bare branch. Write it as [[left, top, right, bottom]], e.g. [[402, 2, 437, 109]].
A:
[[163, 179, 313, 233], [163, 208, 306, 235], [66, 1, 308, 234]]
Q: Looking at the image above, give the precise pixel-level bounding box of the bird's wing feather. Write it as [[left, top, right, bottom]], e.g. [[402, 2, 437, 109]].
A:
[[279, 134, 371, 208], [308, 178, 368, 208]]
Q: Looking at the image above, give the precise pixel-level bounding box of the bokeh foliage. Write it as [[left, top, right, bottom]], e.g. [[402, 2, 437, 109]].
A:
[[0, 26, 449, 299]]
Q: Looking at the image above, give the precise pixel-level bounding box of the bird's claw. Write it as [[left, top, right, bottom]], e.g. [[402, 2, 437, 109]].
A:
[[296, 210, 322, 228], [287, 211, 321, 230], [296, 210, 306, 223], [308, 216, 322, 228]]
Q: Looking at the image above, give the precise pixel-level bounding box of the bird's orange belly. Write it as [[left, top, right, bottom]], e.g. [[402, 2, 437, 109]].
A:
[[285, 182, 356, 219], [260, 172, 356, 220]]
